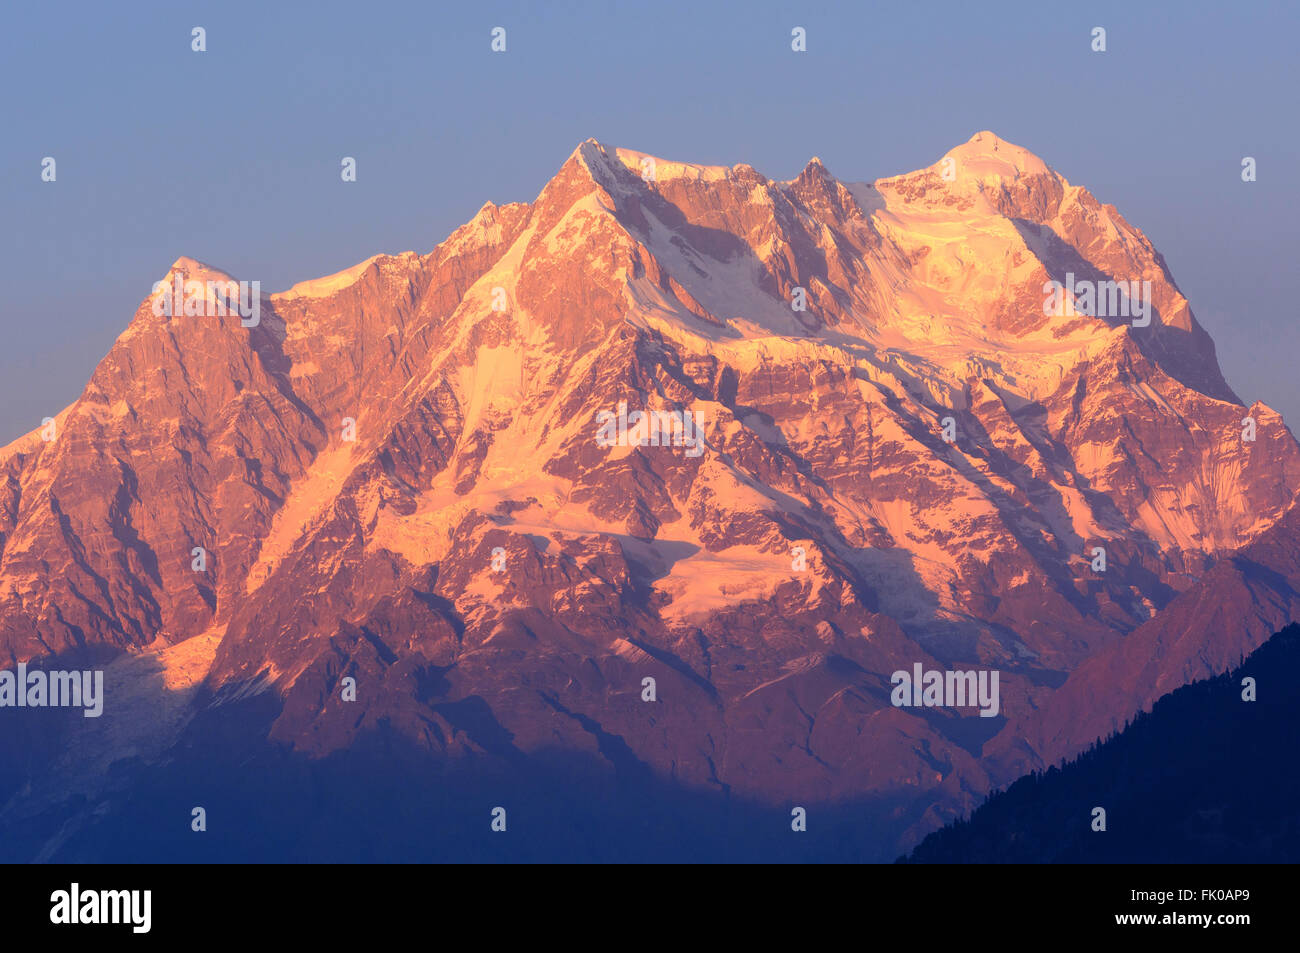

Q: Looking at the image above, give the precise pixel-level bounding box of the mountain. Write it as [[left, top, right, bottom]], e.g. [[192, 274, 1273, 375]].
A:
[[987, 499, 1300, 778], [905, 623, 1300, 863], [2, 131, 1297, 861]]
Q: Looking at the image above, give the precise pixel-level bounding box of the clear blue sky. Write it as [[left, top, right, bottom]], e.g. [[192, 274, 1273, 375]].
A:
[[2, 0, 1296, 443]]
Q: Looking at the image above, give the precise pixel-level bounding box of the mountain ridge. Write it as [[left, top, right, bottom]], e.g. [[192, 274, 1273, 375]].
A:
[[2, 131, 1296, 859], [906, 623, 1300, 863]]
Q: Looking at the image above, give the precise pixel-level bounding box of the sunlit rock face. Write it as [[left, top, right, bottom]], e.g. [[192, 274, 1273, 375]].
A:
[[3, 132, 1296, 859]]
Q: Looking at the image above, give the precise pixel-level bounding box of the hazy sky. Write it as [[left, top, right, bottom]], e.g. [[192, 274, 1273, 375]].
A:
[[2, 0, 1296, 443]]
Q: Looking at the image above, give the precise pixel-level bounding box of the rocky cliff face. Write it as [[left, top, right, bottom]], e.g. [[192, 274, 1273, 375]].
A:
[[2, 131, 1296, 858]]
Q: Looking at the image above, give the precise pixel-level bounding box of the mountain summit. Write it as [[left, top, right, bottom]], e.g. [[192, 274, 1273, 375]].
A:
[[2, 134, 1297, 859], [942, 129, 1055, 181]]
